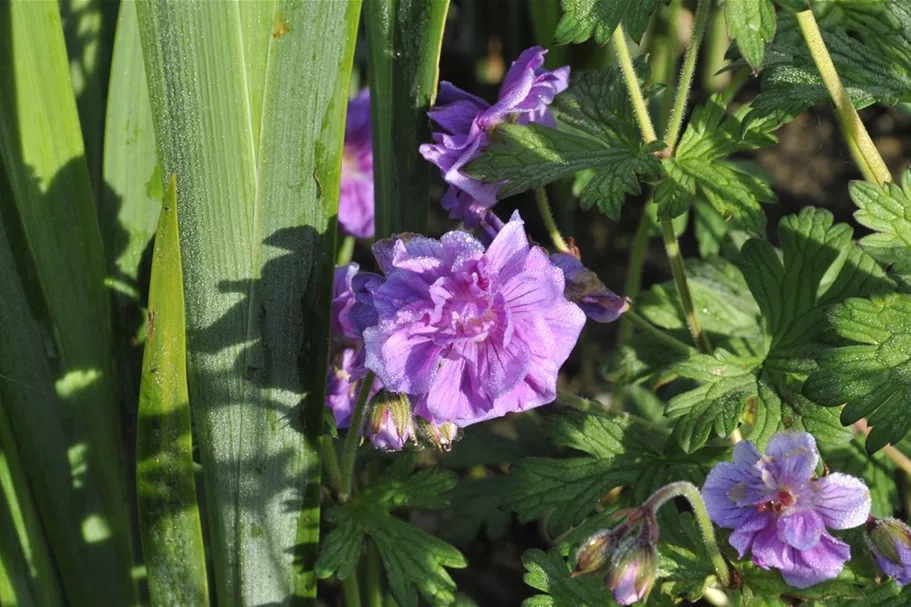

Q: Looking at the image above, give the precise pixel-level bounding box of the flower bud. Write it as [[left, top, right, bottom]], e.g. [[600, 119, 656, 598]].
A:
[[550, 253, 630, 323], [415, 416, 461, 451], [866, 517, 911, 585], [607, 534, 658, 605], [572, 529, 618, 577], [364, 391, 414, 452]]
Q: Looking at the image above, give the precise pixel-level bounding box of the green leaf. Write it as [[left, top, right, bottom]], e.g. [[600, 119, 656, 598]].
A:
[[0, 397, 64, 607], [365, 0, 448, 237], [655, 96, 776, 229], [521, 548, 612, 607], [826, 580, 911, 607], [135, 1, 361, 602], [666, 351, 762, 453], [440, 476, 511, 547], [103, 0, 161, 424], [739, 207, 892, 370], [0, 2, 136, 602], [638, 257, 763, 346], [468, 64, 662, 220], [804, 294, 911, 452], [508, 412, 727, 534], [850, 168, 911, 281], [316, 459, 466, 607], [725, 0, 776, 71], [751, 13, 911, 125], [136, 177, 209, 606], [60, 0, 116, 203], [655, 512, 716, 603], [554, 0, 659, 44]]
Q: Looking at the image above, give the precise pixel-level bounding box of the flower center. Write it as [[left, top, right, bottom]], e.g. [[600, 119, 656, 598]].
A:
[[757, 490, 796, 515]]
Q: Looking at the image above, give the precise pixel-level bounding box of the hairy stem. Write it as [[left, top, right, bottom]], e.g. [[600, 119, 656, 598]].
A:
[[617, 210, 653, 345], [644, 481, 731, 588], [612, 25, 658, 143], [339, 372, 375, 503], [661, 217, 711, 352], [665, 0, 711, 149], [796, 9, 891, 186], [536, 187, 571, 254], [321, 435, 342, 494]]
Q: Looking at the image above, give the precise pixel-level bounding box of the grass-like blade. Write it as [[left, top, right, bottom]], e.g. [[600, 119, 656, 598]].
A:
[[137, 176, 209, 606], [135, 1, 361, 602], [103, 0, 161, 425], [0, 397, 64, 607], [365, 0, 449, 237], [0, 2, 136, 603]]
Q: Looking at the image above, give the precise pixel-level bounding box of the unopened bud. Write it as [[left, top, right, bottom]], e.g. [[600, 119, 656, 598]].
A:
[[608, 534, 658, 605], [364, 391, 414, 452], [550, 253, 630, 323], [415, 417, 461, 451], [867, 517, 911, 585], [572, 529, 618, 577]]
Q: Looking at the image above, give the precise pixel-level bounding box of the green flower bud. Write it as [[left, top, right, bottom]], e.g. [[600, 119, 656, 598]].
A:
[[607, 534, 658, 605], [572, 529, 618, 577], [415, 417, 462, 451], [365, 391, 414, 452]]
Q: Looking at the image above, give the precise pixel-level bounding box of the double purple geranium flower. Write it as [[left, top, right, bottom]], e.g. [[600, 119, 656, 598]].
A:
[[363, 212, 585, 427], [703, 431, 871, 588], [419, 46, 569, 226]]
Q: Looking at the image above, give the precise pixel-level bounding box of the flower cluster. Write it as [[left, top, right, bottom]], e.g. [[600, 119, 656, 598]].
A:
[[703, 432, 871, 588], [326, 47, 631, 451], [419, 46, 569, 226]]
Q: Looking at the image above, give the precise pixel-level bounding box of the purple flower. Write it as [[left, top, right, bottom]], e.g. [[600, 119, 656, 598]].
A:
[[866, 518, 911, 585], [326, 264, 382, 428], [550, 253, 630, 323], [363, 212, 585, 427], [419, 46, 570, 226], [339, 89, 374, 238], [702, 432, 871, 588]]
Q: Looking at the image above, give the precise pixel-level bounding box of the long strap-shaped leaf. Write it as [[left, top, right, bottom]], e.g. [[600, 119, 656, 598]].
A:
[[135, 1, 361, 602], [103, 0, 161, 432], [0, 396, 64, 607], [137, 176, 209, 606], [365, 0, 449, 237], [0, 2, 136, 603]]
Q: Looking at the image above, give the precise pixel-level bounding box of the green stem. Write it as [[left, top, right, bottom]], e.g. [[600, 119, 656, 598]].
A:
[[365, 540, 383, 607], [661, 217, 711, 353], [321, 435, 341, 495], [617, 210, 653, 345], [795, 9, 891, 186], [643, 481, 731, 588], [665, 0, 711, 150], [624, 310, 697, 355], [339, 372, 375, 503], [342, 574, 363, 607], [535, 187, 570, 254], [655, 0, 684, 130], [336, 235, 356, 266], [612, 25, 658, 143]]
